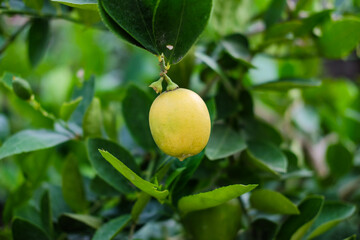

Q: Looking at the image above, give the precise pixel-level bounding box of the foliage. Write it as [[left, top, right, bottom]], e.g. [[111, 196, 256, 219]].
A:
[[0, 0, 360, 239]]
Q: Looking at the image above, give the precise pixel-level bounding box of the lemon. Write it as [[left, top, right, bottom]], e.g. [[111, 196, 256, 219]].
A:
[[149, 88, 211, 161]]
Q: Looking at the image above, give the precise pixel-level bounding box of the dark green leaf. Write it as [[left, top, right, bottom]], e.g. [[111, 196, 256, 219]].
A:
[[24, 0, 44, 11], [276, 196, 324, 240], [153, 0, 213, 63], [250, 189, 299, 214], [221, 34, 254, 68], [62, 155, 87, 212], [178, 184, 257, 215], [87, 138, 139, 194], [252, 78, 321, 91], [60, 97, 83, 121], [0, 114, 10, 141], [307, 201, 356, 239], [205, 124, 246, 160], [243, 118, 282, 146], [245, 141, 287, 175], [99, 150, 169, 201], [264, 0, 287, 27], [100, 0, 158, 54], [93, 215, 131, 240], [12, 218, 49, 240], [0, 129, 71, 160], [122, 85, 155, 150], [90, 175, 119, 197], [51, 0, 97, 10], [205, 98, 216, 124], [318, 17, 360, 58], [326, 143, 353, 179], [97, 0, 145, 49], [59, 213, 101, 232], [265, 21, 302, 40], [28, 19, 50, 67], [83, 97, 103, 138]]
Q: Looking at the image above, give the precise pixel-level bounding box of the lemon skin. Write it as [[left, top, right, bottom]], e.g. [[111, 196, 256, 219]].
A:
[[149, 88, 211, 161]]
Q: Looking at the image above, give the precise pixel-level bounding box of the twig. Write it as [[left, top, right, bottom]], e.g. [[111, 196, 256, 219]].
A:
[[0, 20, 30, 54]]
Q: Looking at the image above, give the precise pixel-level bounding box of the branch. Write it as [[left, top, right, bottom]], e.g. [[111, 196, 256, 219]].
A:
[[0, 20, 30, 54]]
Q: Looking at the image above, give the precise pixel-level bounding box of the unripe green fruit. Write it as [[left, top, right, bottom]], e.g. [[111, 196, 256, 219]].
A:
[[182, 199, 243, 240], [12, 77, 33, 101]]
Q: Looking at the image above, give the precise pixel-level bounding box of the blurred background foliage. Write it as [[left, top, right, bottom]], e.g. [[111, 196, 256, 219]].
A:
[[0, 0, 360, 239]]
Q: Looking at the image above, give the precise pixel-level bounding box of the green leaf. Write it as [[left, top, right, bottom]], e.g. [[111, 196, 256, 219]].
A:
[[93, 215, 131, 240], [264, 0, 287, 27], [90, 175, 119, 197], [245, 141, 287, 175], [205, 124, 246, 160], [153, 0, 213, 63], [62, 155, 87, 212], [250, 189, 299, 214], [27, 19, 50, 68], [243, 118, 282, 146], [97, 0, 145, 49], [205, 98, 216, 124], [99, 150, 169, 201], [0, 114, 10, 141], [40, 190, 53, 237], [100, 0, 158, 54], [12, 218, 50, 240], [165, 167, 186, 188], [83, 97, 103, 138], [326, 143, 353, 179], [122, 85, 155, 150], [51, 0, 97, 10], [60, 97, 83, 121], [178, 184, 257, 215], [276, 195, 324, 240], [87, 138, 139, 194], [0, 130, 71, 160], [252, 78, 321, 91], [221, 34, 254, 68], [59, 213, 102, 231], [70, 76, 95, 126], [307, 201, 356, 239], [318, 17, 360, 58]]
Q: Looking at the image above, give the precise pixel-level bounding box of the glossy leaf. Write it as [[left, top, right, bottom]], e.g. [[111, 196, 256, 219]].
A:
[[243, 118, 282, 146], [122, 85, 155, 150], [59, 213, 102, 231], [0, 129, 71, 160], [60, 97, 83, 121], [178, 184, 257, 214], [97, 0, 144, 49], [51, 0, 97, 10], [245, 141, 287, 175], [27, 19, 50, 67], [12, 218, 50, 240], [205, 124, 246, 160], [307, 201, 356, 239], [250, 189, 299, 214], [153, 0, 213, 63], [326, 143, 353, 179], [318, 17, 360, 58], [93, 215, 131, 240], [221, 34, 254, 68], [276, 196, 324, 240], [62, 155, 87, 212], [99, 150, 169, 201], [87, 138, 139, 194], [252, 78, 321, 91], [83, 97, 102, 138]]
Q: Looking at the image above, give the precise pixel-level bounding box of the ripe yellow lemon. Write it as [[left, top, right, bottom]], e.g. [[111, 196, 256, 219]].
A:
[[149, 88, 211, 161]]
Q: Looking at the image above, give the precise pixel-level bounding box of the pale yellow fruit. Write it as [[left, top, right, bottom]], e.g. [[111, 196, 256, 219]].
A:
[[149, 88, 211, 161]]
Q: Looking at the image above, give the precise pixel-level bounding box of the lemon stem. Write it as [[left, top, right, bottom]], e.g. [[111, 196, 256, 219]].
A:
[[149, 54, 178, 93]]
